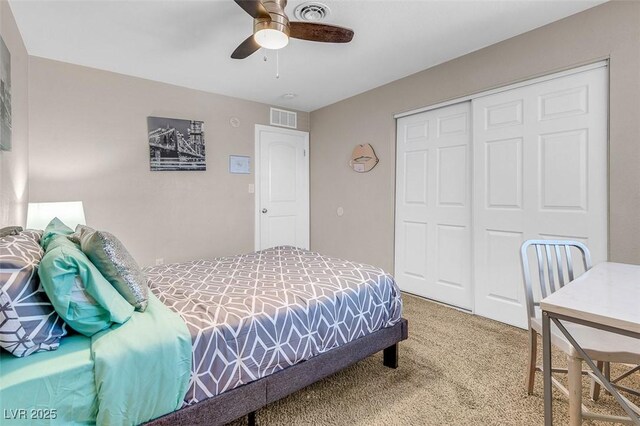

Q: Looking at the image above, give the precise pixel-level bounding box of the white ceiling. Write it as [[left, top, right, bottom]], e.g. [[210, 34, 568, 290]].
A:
[[9, 0, 605, 112]]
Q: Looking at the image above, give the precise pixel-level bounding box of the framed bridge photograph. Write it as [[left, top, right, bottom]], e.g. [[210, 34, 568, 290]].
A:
[[147, 116, 205, 171]]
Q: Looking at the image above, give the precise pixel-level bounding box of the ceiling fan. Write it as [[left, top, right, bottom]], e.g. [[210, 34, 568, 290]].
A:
[[231, 0, 354, 59]]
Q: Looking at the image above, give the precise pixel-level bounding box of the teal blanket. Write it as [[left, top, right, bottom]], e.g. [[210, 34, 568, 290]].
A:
[[91, 293, 191, 425], [0, 294, 190, 426], [0, 335, 98, 425]]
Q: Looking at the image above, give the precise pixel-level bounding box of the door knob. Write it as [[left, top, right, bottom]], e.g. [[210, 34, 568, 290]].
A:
[[262, 208, 268, 213]]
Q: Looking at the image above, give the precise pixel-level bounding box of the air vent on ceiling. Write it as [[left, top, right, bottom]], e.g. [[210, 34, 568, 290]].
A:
[[270, 108, 297, 129], [294, 2, 330, 22]]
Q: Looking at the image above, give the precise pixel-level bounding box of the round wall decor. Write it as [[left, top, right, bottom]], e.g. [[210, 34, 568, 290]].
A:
[[348, 144, 379, 173]]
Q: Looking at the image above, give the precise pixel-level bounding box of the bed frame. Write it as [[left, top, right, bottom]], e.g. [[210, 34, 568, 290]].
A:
[[147, 318, 408, 426]]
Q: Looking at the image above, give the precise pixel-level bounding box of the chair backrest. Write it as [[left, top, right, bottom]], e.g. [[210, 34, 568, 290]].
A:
[[520, 240, 592, 328]]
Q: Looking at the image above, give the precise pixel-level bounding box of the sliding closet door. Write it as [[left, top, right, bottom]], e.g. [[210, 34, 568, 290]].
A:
[[473, 66, 608, 328], [395, 102, 472, 309]]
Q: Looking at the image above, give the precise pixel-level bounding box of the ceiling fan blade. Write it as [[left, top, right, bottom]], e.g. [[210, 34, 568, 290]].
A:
[[231, 35, 260, 59], [234, 0, 270, 20], [289, 22, 354, 43]]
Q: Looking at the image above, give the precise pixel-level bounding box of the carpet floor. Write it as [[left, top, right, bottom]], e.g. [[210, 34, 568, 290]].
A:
[[230, 292, 639, 425]]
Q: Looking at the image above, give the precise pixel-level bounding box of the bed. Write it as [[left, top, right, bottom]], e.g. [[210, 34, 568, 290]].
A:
[[1, 244, 407, 425], [145, 245, 407, 425]]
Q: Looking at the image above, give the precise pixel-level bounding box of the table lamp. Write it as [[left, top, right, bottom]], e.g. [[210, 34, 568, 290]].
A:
[[26, 201, 86, 230]]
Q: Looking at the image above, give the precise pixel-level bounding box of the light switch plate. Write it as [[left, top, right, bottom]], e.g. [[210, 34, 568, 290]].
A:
[[248, 184, 255, 194]]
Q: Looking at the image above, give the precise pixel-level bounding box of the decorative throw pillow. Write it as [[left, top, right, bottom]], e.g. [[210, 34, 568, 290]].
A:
[[79, 229, 149, 312], [0, 226, 22, 237], [21, 229, 44, 242], [38, 240, 134, 336], [67, 224, 92, 245], [0, 232, 67, 357]]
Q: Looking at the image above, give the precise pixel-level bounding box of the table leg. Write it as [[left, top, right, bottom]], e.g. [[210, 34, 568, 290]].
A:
[[568, 355, 583, 426], [543, 311, 553, 426]]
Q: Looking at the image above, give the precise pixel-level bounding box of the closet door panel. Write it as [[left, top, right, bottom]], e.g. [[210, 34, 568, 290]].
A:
[[473, 67, 608, 328], [395, 102, 472, 309], [473, 89, 531, 326], [396, 113, 432, 297]]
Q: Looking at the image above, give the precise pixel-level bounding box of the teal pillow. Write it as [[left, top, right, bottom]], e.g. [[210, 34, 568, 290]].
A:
[[48, 231, 80, 252], [41, 217, 74, 251], [38, 242, 134, 336]]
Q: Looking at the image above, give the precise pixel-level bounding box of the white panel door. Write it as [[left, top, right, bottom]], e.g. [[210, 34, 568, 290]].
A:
[[255, 125, 309, 250], [395, 102, 472, 309], [473, 67, 608, 328]]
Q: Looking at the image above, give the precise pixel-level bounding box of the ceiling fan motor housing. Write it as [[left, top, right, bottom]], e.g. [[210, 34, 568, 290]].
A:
[[254, 0, 290, 36]]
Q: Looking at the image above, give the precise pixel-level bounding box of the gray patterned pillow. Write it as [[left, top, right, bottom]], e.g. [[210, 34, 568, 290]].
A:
[[21, 229, 44, 242], [0, 232, 67, 357], [0, 226, 22, 237], [79, 229, 148, 312]]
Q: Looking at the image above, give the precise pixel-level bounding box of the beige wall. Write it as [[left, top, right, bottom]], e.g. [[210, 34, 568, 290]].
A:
[[310, 1, 640, 272], [28, 57, 309, 266], [0, 0, 29, 227]]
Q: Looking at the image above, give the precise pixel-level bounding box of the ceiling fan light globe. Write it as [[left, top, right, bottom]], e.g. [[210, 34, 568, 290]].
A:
[[254, 29, 289, 50]]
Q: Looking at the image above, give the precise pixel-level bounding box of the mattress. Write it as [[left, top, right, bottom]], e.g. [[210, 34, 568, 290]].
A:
[[0, 334, 98, 425], [146, 246, 403, 405]]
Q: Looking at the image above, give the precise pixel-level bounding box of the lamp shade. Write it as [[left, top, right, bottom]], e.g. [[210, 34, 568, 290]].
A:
[[26, 201, 86, 230]]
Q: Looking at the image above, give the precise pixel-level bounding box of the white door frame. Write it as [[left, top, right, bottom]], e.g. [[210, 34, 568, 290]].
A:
[[254, 124, 310, 251]]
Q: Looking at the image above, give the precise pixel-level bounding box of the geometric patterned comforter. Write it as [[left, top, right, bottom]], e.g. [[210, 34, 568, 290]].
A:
[[145, 246, 403, 405]]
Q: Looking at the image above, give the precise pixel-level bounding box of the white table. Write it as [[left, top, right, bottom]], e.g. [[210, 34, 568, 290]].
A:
[[540, 262, 640, 425]]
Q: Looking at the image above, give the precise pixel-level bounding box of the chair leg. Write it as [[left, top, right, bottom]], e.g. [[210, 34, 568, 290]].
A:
[[248, 411, 256, 426], [590, 360, 604, 401], [568, 355, 583, 426], [602, 362, 611, 397], [526, 329, 538, 395]]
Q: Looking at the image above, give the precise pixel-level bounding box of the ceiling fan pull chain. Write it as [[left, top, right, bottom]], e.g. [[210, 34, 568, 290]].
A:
[[276, 50, 280, 79]]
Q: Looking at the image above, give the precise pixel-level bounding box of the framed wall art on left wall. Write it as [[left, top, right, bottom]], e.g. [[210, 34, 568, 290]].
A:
[[0, 35, 11, 151]]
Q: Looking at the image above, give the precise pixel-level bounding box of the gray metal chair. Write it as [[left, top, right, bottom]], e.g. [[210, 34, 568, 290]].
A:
[[520, 240, 640, 423]]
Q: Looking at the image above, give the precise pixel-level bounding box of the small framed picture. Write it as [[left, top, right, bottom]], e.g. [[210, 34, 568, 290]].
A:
[[229, 155, 250, 174]]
